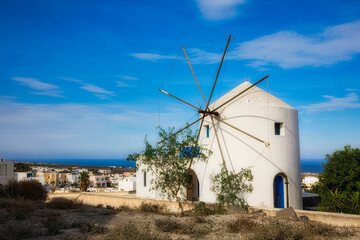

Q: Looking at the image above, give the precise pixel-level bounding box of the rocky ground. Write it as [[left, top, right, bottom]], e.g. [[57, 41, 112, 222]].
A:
[[0, 198, 359, 240]]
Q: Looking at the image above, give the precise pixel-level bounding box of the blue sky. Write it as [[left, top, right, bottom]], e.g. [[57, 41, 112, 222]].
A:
[[1, 0, 360, 159]]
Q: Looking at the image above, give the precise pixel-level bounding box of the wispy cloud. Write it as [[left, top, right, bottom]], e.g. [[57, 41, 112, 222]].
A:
[[116, 81, 136, 88], [117, 75, 138, 81], [12, 77, 65, 98], [195, 0, 246, 21], [230, 20, 360, 68], [131, 53, 175, 62], [60, 77, 115, 99], [81, 84, 114, 95], [346, 88, 359, 92], [59, 77, 83, 83], [187, 48, 221, 64], [13, 77, 59, 90], [0, 100, 191, 158], [300, 93, 360, 113]]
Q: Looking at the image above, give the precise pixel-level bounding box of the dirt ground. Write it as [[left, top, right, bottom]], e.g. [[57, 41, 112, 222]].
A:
[[1, 198, 359, 240]]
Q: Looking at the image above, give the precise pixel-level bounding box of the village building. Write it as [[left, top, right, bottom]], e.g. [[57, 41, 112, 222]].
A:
[[118, 177, 136, 191], [89, 175, 111, 188], [136, 81, 302, 209], [0, 159, 14, 186]]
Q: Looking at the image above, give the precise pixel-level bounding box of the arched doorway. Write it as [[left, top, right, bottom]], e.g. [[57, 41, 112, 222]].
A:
[[273, 173, 289, 208], [187, 169, 199, 201]]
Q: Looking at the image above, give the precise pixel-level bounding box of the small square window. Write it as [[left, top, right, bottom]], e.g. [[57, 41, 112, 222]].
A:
[[275, 122, 284, 135]]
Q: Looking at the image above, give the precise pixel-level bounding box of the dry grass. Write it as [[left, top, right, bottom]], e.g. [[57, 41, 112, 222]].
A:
[[0, 198, 358, 240], [139, 201, 167, 214], [227, 217, 259, 233], [105, 221, 169, 240], [47, 197, 83, 210]]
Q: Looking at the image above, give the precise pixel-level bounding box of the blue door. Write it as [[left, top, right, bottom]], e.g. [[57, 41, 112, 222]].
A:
[[274, 175, 284, 208]]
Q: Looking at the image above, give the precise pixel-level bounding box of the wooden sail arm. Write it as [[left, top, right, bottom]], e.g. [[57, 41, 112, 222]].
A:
[[203, 34, 231, 116], [158, 89, 201, 111], [212, 75, 268, 112], [216, 117, 270, 147], [157, 116, 206, 144], [210, 115, 228, 173], [182, 46, 208, 106]]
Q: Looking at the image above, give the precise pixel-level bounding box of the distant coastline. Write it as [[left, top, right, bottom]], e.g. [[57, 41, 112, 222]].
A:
[[12, 158, 136, 169], [12, 158, 324, 173]]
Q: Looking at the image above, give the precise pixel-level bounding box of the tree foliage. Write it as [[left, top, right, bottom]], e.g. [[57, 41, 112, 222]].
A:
[[318, 145, 360, 214], [79, 172, 90, 191], [319, 145, 360, 194], [211, 164, 253, 210], [14, 162, 31, 172], [129, 126, 210, 214]]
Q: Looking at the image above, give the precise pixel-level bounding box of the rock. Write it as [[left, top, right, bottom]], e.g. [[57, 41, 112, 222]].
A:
[[227, 205, 247, 214], [299, 215, 309, 222], [275, 207, 298, 221]]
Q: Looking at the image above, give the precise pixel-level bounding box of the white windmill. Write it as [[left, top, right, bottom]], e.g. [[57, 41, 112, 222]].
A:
[[137, 35, 302, 209]]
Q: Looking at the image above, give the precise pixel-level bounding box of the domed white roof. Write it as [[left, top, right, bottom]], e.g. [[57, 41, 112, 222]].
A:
[[210, 81, 294, 110]]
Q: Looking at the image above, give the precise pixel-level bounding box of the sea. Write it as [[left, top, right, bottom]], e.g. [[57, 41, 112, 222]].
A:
[[13, 158, 325, 173]]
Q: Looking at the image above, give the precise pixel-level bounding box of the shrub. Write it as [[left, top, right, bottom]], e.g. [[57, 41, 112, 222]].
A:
[[8, 202, 34, 220], [194, 201, 213, 215], [47, 197, 82, 210], [140, 202, 166, 213], [155, 217, 180, 232], [211, 165, 253, 210], [2, 180, 47, 200], [80, 221, 108, 235]]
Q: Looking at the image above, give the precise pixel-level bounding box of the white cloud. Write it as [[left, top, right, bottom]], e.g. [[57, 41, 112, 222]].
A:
[[59, 77, 83, 83], [195, 0, 246, 21], [346, 88, 359, 92], [0, 101, 192, 158], [187, 48, 221, 64], [12, 77, 59, 90], [81, 84, 114, 96], [300, 93, 360, 113], [60, 77, 115, 99], [117, 75, 138, 81], [131, 53, 175, 62], [12, 77, 65, 98], [31, 90, 65, 98], [116, 81, 136, 88], [230, 20, 360, 68]]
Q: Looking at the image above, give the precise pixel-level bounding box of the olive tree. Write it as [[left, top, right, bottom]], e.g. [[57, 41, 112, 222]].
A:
[[211, 164, 253, 210], [128, 126, 210, 214]]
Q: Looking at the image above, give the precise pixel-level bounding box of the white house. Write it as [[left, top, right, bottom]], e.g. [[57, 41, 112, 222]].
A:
[[0, 159, 14, 186], [136, 81, 302, 209], [119, 177, 136, 191]]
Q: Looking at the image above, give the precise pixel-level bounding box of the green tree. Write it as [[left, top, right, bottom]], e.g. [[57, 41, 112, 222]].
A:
[[211, 164, 253, 210], [14, 162, 31, 172], [319, 145, 360, 194], [128, 127, 210, 214], [318, 145, 360, 214], [79, 172, 90, 191]]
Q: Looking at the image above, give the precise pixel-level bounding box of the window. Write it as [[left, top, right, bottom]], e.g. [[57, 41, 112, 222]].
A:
[[205, 125, 209, 138], [144, 171, 147, 187], [275, 122, 284, 135]]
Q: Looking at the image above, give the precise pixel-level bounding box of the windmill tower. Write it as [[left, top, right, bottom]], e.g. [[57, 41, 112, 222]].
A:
[[136, 35, 302, 209]]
